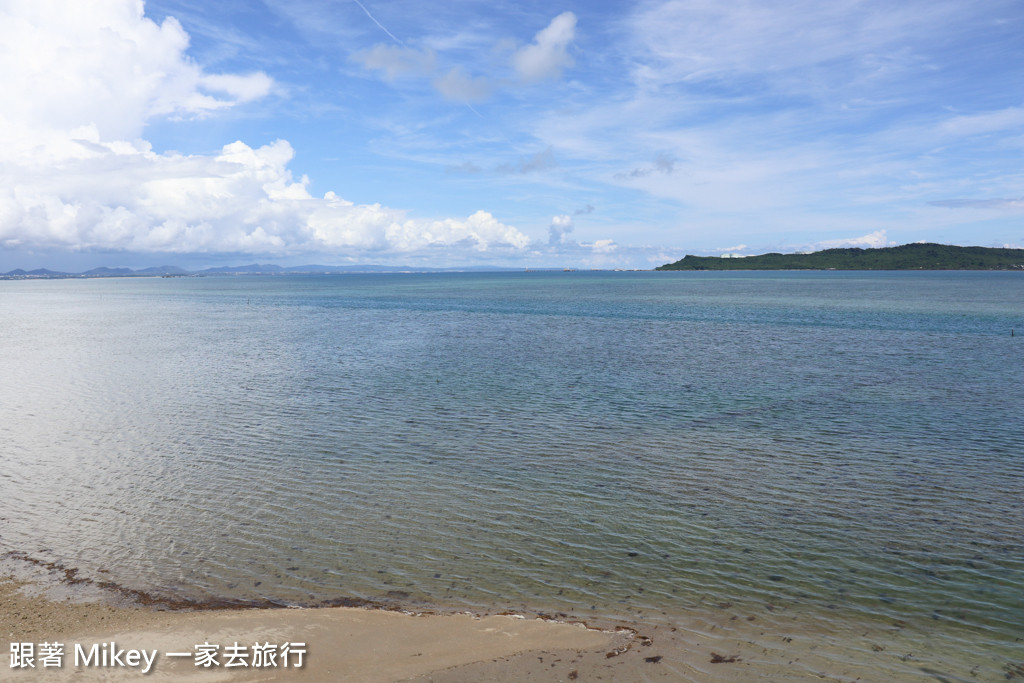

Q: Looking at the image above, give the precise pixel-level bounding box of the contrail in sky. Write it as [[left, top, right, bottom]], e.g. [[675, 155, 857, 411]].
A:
[[351, 0, 406, 47], [350, 0, 485, 121]]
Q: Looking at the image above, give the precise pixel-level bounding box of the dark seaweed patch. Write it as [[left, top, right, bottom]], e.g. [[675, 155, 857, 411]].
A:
[[710, 652, 740, 663]]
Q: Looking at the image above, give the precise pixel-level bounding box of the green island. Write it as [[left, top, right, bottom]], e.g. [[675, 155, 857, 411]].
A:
[[657, 242, 1024, 271]]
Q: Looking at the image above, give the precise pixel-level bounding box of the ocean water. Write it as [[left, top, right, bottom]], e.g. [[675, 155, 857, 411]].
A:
[[1, 271, 1022, 675]]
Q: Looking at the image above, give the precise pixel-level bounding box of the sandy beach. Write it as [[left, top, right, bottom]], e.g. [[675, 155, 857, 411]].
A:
[[2, 579, 647, 682], [6, 577, 1009, 682]]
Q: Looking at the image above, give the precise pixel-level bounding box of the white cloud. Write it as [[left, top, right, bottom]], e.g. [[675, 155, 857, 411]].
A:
[[617, 152, 677, 179], [352, 44, 436, 81], [0, 136, 530, 256], [431, 8, 578, 102], [199, 73, 276, 103], [541, 236, 642, 268], [512, 12, 577, 84], [496, 147, 556, 175], [433, 66, 492, 102], [0, 0, 273, 144], [0, 0, 532, 263], [937, 107, 1024, 138], [587, 239, 617, 254], [627, 0, 960, 92], [812, 229, 892, 250], [548, 214, 574, 245], [930, 197, 1024, 210], [352, 12, 577, 104], [530, 0, 1024, 245], [713, 244, 748, 253]]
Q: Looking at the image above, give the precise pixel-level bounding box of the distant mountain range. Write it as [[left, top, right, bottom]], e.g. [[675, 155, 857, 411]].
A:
[[8, 243, 1024, 278], [0, 264, 526, 279], [657, 243, 1024, 271]]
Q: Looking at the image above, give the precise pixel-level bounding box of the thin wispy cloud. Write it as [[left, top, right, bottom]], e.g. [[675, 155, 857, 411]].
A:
[[352, 44, 436, 81], [433, 67, 492, 103], [352, 10, 580, 105], [930, 198, 1024, 210], [617, 152, 676, 179], [496, 148, 556, 175]]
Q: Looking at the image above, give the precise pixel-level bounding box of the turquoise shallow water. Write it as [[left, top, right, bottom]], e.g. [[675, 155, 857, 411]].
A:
[[1, 271, 1022, 671]]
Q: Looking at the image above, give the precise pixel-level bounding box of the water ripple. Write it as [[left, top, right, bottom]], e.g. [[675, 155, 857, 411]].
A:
[[1, 272, 1022, 673]]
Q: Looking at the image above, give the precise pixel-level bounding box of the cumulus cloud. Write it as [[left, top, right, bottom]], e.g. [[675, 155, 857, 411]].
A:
[[199, 73, 276, 103], [0, 0, 273, 144], [0, 0, 531, 262], [543, 232, 625, 266], [713, 244, 748, 253], [587, 239, 617, 254], [512, 12, 577, 84], [812, 229, 892, 250], [541, 212, 629, 262], [548, 215, 574, 245], [0, 136, 529, 255]]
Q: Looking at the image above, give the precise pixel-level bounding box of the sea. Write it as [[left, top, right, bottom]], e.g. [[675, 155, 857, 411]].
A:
[[1, 271, 1022, 679]]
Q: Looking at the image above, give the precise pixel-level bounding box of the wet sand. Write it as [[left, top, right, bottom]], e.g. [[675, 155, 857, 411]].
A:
[[2, 579, 633, 681], [2, 579, 1014, 681]]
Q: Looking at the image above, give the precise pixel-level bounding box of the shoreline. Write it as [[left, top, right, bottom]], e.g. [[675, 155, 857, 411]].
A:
[[1, 578, 638, 681], [4, 568, 1017, 682]]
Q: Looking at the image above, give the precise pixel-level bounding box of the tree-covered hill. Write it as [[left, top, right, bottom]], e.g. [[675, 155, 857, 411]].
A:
[[657, 243, 1024, 271]]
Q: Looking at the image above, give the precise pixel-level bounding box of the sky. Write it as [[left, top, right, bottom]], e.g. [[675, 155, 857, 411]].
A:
[[1, 0, 1022, 271]]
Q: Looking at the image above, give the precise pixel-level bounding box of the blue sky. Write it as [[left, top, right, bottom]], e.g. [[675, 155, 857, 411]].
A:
[[1, 0, 1022, 270]]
